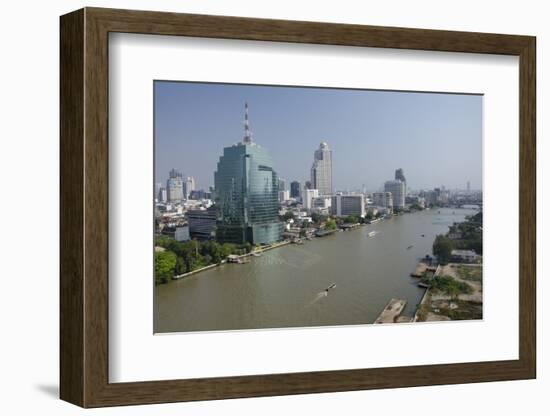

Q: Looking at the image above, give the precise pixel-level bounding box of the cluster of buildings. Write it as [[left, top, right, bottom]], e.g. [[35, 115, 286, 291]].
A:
[[155, 170, 215, 242], [157, 169, 201, 204], [155, 102, 481, 247]]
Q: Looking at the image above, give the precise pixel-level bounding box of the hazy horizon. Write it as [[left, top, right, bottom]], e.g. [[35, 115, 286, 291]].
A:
[[154, 81, 482, 193]]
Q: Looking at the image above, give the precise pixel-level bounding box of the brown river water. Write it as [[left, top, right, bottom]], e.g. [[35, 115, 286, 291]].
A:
[[155, 208, 477, 333]]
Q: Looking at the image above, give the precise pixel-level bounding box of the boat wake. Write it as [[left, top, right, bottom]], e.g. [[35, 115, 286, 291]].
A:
[[304, 291, 328, 308]]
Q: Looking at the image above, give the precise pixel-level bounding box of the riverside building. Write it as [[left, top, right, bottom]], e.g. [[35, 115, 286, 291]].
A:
[[331, 194, 366, 218], [214, 103, 283, 245], [372, 191, 393, 210]]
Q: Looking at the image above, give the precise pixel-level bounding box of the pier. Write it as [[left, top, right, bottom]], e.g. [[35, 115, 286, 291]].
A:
[[374, 298, 408, 324], [410, 262, 437, 278]]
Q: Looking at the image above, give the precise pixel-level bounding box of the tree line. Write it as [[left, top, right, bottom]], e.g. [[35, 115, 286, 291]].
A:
[[155, 235, 253, 284], [432, 212, 483, 264]]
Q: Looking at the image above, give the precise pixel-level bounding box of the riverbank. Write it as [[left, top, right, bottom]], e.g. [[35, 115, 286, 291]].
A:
[[413, 210, 483, 321], [173, 262, 222, 279], [374, 298, 410, 323], [172, 240, 292, 279], [156, 208, 476, 333], [413, 263, 483, 321], [169, 219, 381, 280]]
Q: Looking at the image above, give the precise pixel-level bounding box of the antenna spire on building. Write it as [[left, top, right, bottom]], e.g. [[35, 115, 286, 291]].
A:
[[243, 102, 253, 144]]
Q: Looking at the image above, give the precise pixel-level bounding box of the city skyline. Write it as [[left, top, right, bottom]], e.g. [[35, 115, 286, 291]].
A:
[[155, 81, 483, 191]]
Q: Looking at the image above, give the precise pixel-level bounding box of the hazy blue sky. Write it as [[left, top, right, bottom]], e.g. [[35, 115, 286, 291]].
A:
[[155, 81, 482, 192]]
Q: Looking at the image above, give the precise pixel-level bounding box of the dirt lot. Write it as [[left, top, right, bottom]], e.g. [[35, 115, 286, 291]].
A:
[[416, 263, 483, 322], [434, 264, 482, 303]]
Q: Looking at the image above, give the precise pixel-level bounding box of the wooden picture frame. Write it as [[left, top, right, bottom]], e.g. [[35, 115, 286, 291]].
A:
[[60, 7, 536, 408]]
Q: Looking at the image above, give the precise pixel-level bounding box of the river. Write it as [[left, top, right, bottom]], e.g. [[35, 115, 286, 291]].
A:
[[155, 207, 477, 333]]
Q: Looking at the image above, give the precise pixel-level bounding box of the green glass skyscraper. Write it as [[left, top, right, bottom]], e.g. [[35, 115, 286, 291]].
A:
[[214, 103, 283, 245]]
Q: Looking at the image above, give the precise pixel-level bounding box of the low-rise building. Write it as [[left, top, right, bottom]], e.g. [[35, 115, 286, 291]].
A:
[[174, 225, 190, 242], [187, 207, 216, 240], [372, 192, 393, 209], [331, 194, 366, 218], [160, 225, 190, 242], [311, 196, 332, 215], [303, 189, 319, 210], [451, 249, 479, 263]]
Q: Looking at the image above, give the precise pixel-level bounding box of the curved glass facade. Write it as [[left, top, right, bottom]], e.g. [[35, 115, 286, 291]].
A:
[[214, 142, 283, 245]]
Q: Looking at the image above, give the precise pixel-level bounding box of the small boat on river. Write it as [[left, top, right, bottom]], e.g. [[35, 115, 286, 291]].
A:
[[324, 283, 337, 293]]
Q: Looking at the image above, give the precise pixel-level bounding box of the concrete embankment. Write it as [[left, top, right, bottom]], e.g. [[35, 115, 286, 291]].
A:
[[172, 240, 291, 279], [412, 264, 441, 321], [374, 298, 408, 324], [173, 262, 222, 279]]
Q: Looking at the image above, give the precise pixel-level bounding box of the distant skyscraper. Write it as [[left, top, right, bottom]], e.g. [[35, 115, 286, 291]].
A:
[[167, 169, 184, 202], [278, 190, 290, 203], [169, 168, 182, 179], [290, 181, 301, 198], [157, 187, 167, 203], [278, 178, 287, 191], [184, 176, 196, 199], [311, 142, 333, 195], [304, 181, 312, 190], [395, 168, 407, 195], [467, 180, 471, 193], [384, 180, 405, 209], [214, 103, 283, 245]]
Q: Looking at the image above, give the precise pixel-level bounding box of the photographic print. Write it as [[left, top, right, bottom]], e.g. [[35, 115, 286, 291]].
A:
[[153, 81, 483, 333]]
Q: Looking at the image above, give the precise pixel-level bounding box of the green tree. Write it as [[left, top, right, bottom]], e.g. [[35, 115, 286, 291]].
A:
[[174, 256, 187, 275], [470, 211, 483, 224], [201, 240, 224, 264], [154, 251, 177, 284], [433, 235, 454, 264], [344, 215, 359, 224], [325, 219, 337, 230], [430, 275, 472, 299], [463, 236, 482, 255], [221, 243, 236, 258], [282, 211, 295, 221], [166, 239, 185, 257], [366, 212, 374, 221], [311, 212, 327, 224], [155, 234, 174, 248]]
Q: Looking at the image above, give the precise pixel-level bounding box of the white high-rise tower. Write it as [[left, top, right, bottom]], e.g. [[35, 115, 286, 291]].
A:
[[311, 141, 333, 195]]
